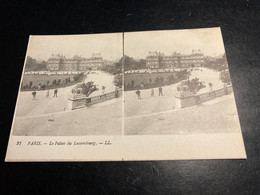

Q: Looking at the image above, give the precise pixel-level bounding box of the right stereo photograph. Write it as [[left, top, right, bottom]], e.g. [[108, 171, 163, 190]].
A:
[[123, 28, 242, 137]]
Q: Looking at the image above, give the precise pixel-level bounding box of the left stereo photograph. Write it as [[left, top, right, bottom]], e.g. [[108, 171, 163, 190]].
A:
[[9, 34, 124, 137]]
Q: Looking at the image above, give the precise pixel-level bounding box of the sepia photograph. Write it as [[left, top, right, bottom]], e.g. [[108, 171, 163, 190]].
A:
[[124, 28, 241, 135], [12, 33, 123, 136], [5, 28, 246, 161]]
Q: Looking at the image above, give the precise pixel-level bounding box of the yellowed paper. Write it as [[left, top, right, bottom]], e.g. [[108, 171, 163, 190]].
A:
[[5, 27, 246, 161]]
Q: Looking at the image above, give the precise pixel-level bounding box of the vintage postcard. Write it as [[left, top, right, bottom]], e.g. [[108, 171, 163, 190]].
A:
[[5, 27, 246, 161]]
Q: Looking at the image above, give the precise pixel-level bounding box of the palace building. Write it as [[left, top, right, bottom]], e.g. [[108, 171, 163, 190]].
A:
[[146, 50, 205, 69], [47, 53, 104, 71]]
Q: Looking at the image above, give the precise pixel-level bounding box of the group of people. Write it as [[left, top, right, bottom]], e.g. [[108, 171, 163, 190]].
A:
[[31, 88, 58, 100], [135, 87, 163, 100]]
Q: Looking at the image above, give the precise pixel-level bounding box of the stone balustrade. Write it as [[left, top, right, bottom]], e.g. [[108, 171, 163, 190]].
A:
[[175, 85, 233, 108], [67, 89, 122, 110]]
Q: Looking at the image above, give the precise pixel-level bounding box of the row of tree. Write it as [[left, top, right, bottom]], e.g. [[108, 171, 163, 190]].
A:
[[220, 70, 231, 85], [204, 53, 228, 71], [101, 65, 119, 75], [114, 56, 146, 73], [101, 56, 146, 75], [25, 56, 47, 71], [124, 69, 189, 90], [22, 72, 84, 90]]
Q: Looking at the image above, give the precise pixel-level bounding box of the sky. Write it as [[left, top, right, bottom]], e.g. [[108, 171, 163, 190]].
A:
[[26, 27, 225, 61], [124, 27, 226, 58], [27, 33, 123, 61]]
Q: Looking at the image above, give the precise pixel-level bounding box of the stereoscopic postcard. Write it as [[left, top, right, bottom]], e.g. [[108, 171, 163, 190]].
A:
[[5, 27, 246, 161]]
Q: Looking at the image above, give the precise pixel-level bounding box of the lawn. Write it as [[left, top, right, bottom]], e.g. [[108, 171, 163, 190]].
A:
[[22, 74, 75, 87]]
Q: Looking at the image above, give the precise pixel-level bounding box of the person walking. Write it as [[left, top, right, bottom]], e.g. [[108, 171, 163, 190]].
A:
[[115, 87, 119, 98], [159, 86, 163, 96], [46, 89, 49, 98], [151, 88, 154, 97], [32, 91, 37, 100], [53, 88, 58, 97], [135, 89, 141, 100], [102, 86, 106, 94]]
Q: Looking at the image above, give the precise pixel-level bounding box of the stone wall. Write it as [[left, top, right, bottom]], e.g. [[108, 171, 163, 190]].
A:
[[67, 89, 122, 110], [175, 85, 233, 108]]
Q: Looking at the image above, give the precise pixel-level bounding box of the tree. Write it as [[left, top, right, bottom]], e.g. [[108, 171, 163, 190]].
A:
[[41, 85, 45, 90], [178, 78, 205, 94], [115, 55, 146, 72], [25, 56, 37, 71], [220, 70, 231, 84], [114, 62, 122, 74], [25, 56, 47, 71], [204, 53, 228, 71], [167, 75, 175, 84], [78, 82, 98, 97], [155, 77, 160, 85], [73, 72, 84, 81], [113, 74, 122, 88], [36, 61, 47, 71], [57, 79, 61, 85], [52, 79, 57, 86], [120, 55, 135, 71], [134, 59, 146, 70], [28, 81, 33, 88], [131, 80, 135, 88], [177, 69, 188, 80], [159, 77, 164, 84]]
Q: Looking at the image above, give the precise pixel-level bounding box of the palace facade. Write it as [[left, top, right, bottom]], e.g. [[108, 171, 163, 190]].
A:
[[47, 53, 104, 71], [146, 50, 205, 69]]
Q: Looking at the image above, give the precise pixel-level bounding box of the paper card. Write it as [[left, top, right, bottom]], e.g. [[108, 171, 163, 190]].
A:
[[5, 27, 246, 161]]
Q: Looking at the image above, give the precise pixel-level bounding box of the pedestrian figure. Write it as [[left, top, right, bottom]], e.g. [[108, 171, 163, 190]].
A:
[[32, 91, 36, 100], [102, 86, 106, 94], [46, 89, 49, 98], [115, 87, 119, 98], [223, 83, 228, 95], [135, 89, 141, 100], [53, 88, 58, 97], [208, 83, 213, 91], [159, 86, 163, 96], [151, 88, 154, 97]]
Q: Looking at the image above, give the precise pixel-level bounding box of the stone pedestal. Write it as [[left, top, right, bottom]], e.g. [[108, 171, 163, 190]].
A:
[[175, 91, 195, 108], [67, 94, 87, 110]]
